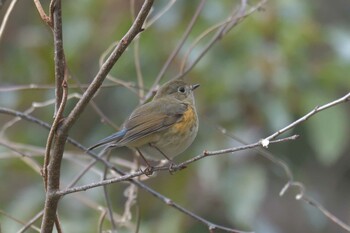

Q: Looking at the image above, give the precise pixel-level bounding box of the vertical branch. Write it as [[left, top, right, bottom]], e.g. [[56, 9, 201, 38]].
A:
[[102, 154, 117, 231], [131, 0, 145, 101], [52, 0, 66, 115], [41, 0, 67, 232]]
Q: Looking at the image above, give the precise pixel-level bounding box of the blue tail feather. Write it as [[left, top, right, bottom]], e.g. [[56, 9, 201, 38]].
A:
[[88, 129, 127, 151]]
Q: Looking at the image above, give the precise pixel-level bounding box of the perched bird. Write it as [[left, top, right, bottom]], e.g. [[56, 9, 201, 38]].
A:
[[88, 79, 199, 169]]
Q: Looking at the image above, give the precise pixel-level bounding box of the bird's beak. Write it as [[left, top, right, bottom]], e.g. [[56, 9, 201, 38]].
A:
[[191, 84, 200, 90]]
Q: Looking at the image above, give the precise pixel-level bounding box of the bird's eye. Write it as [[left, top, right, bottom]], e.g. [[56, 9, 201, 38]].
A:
[[177, 86, 186, 93]]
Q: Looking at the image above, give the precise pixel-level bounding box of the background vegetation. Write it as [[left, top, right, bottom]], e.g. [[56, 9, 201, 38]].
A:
[[0, 0, 349, 232]]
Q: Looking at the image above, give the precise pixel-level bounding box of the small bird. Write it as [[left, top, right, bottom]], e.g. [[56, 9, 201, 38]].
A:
[[88, 78, 199, 170]]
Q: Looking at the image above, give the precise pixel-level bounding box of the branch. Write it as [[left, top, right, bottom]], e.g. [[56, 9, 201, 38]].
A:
[[142, 0, 206, 103], [33, 0, 54, 28], [175, 0, 265, 80], [0, 209, 41, 232], [43, 80, 67, 188], [2, 90, 350, 231], [0, 0, 18, 43], [0, 107, 252, 233], [280, 182, 350, 232], [263, 92, 350, 142]]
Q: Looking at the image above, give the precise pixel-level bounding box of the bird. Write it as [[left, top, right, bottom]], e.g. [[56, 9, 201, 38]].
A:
[[88, 78, 199, 172]]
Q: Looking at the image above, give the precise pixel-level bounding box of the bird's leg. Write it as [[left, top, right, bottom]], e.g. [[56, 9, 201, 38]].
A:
[[149, 143, 185, 174], [136, 148, 153, 176]]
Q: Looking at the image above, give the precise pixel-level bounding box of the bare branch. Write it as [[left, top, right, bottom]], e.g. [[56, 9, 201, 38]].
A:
[[263, 92, 350, 142], [142, 0, 206, 103], [43, 80, 68, 188], [0, 0, 18, 42], [144, 0, 176, 28], [0, 209, 41, 232], [33, 0, 53, 28], [102, 154, 118, 232], [280, 182, 350, 232], [18, 210, 44, 233], [131, 0, 145, 100], [175, 0, 265, 80]]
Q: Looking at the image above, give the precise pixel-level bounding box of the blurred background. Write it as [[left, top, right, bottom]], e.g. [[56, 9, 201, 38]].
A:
[[1, 0, 350, 232]]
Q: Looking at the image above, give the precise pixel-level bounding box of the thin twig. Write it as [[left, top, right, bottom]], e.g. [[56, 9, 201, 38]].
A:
[[99, 41, 140, 95], [0, 0, 18, 43], [102, 153, 118, 232], [144, 0, 176, 28], [18, 210, 44, 233], [0, 83, 128, 92], [33, 0, 53, 27], [263, 92, 350, 142], [280, 182, 350, 232], [180, 20, 226, 73], [175, 0, 265, 80], [0, 93, 81, 137], [0, 140, 42, 173], [0, 209, 41, 232], [98, 209, 107, 233], [301, 195, 350, 232], [142, 0, 206, 103], [131, 0, 145, 101]]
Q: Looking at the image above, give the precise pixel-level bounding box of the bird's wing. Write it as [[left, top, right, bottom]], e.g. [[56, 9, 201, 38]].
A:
[[118, 99, 188, 145]]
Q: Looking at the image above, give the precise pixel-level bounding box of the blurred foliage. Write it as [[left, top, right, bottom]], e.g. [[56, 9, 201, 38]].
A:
[[1, 0, 350, 233]]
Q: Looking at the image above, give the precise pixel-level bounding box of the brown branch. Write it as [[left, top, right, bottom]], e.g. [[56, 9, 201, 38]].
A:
[[43, 80, 68, 188], [40, 0, 66, 232], [52, 0, 66, 116], [33, 0, 53, 28]]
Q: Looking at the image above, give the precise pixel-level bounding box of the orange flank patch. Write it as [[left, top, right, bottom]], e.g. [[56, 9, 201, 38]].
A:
[[173, 106, 196, 134]]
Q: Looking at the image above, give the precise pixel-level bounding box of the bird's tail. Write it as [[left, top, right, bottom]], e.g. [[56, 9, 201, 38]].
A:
[[87, 129, 126, 151]]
